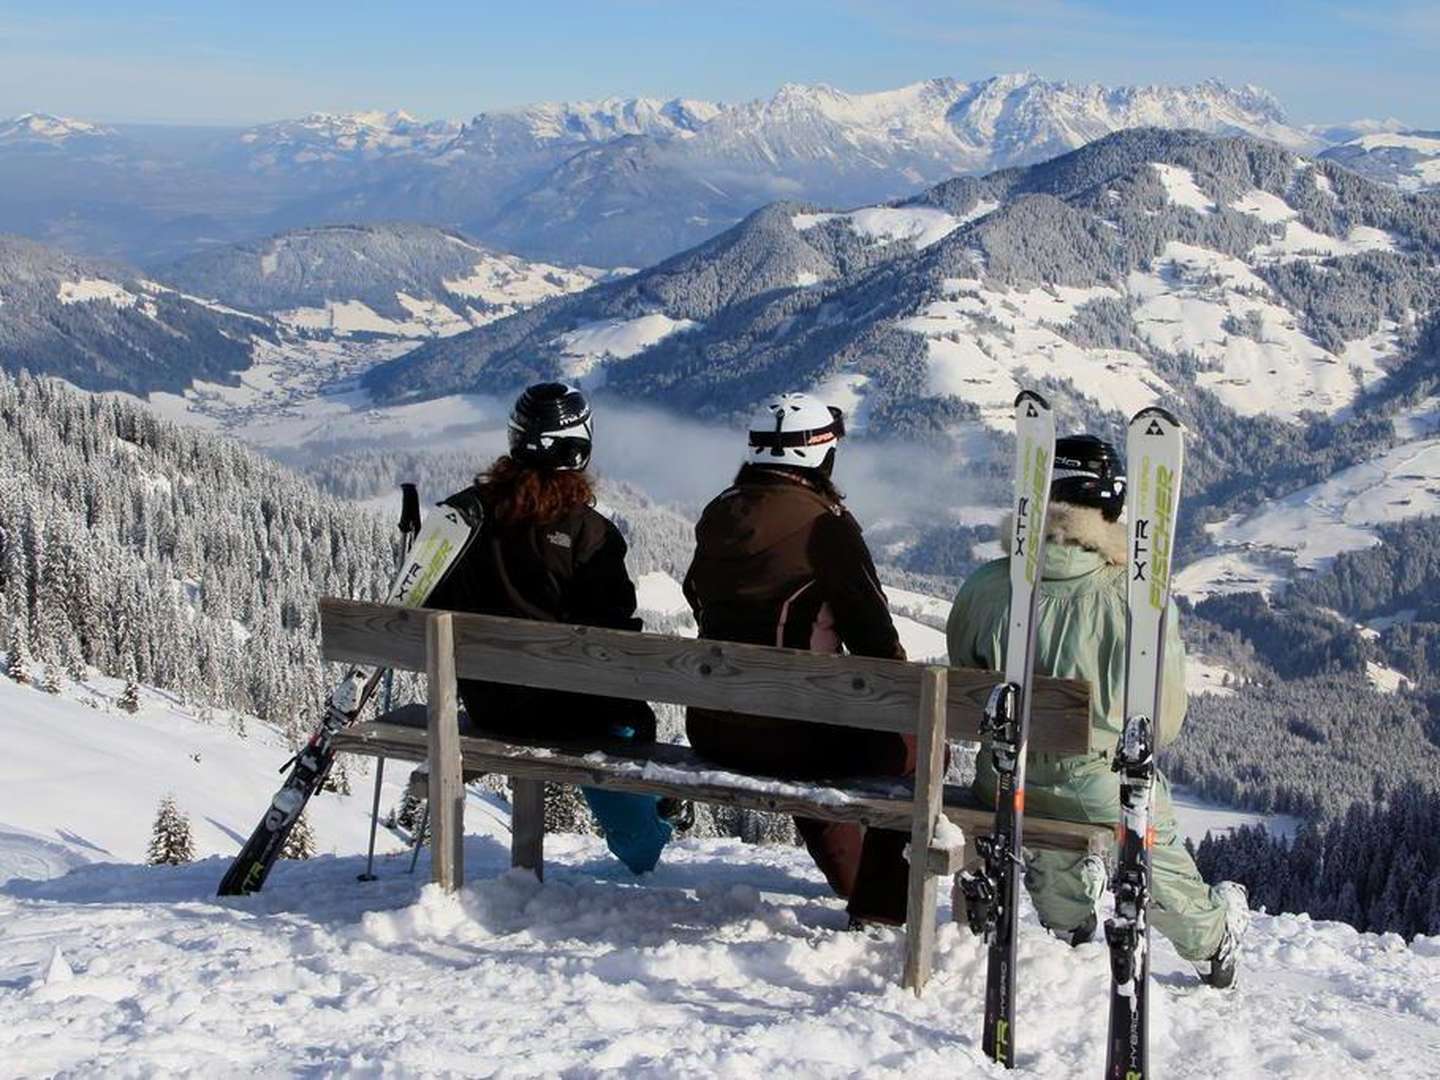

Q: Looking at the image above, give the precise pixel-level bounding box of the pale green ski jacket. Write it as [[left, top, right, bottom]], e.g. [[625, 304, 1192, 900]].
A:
[[946, 503, 1187, 776]]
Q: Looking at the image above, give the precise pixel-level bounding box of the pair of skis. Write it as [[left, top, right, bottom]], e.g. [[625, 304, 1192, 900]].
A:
[[217, 485, 479, 897], [962, 392, 1183, 1078]]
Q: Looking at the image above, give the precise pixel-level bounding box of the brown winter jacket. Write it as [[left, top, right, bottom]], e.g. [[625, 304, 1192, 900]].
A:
[[683, 466, 907, 777]]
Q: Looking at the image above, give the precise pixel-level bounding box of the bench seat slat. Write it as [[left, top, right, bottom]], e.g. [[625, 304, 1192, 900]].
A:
[[319, 598, 1093, 754], [333, 721, 1111, 856]]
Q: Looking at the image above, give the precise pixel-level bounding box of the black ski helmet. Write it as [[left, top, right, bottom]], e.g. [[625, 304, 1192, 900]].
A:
[[508, 382, 593, 471], [1052, 434, 1125, 519]]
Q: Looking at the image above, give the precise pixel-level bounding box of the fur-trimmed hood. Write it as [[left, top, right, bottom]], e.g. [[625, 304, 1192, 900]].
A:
[[1000, 501, 1126, 567]]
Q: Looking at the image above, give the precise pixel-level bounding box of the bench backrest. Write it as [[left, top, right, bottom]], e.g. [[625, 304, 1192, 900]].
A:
[[319, 598, 1093, 753]]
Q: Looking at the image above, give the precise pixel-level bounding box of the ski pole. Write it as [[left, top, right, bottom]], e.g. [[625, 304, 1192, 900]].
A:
[[358, 483, 422, 883]]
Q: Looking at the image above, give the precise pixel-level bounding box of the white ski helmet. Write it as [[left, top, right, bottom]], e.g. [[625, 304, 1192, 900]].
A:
[[747, 392, 846, 470]]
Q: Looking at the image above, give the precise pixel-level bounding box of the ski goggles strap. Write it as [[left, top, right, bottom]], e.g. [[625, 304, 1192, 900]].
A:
[[748, 406, 846, 450]]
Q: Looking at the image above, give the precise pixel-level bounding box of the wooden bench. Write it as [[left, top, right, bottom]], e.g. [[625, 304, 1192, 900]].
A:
[[320, 597, 1109, 994]]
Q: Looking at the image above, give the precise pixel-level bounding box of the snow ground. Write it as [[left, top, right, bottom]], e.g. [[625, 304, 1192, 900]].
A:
[[0, 671, 414, 872], [4, 664, 1433, 1076], [4, 789, 1436, 1076]]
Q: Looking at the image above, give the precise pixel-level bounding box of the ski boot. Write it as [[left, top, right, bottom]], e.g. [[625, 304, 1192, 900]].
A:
[[1195, 881, 1250, 989]]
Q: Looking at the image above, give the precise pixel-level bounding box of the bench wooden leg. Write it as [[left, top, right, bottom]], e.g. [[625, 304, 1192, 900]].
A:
[[427, 612, 464, 892], [903, 666, 949, 995], [510, 779, 545, 881]]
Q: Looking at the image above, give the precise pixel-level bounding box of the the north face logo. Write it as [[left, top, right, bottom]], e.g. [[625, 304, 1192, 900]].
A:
[[546, 531, 573, 549]]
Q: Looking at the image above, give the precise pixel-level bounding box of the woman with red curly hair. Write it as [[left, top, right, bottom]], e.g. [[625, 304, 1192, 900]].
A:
[[425, 382, 673, 874]]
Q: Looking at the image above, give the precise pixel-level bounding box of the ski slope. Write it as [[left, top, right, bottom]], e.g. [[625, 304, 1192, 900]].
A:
[[0, 669, 426, 876], [3, 673, 1438, 1076]]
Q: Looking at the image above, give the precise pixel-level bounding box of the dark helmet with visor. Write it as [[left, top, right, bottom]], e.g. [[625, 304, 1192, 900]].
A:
[[508, 382, 593, 471], [1051, 434, 1125, 519]]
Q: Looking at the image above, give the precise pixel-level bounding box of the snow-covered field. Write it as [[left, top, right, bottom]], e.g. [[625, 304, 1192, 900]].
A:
[[4, 786, 1436, 1074], [0, 672, 415, 875], [1177, 414, 1440, 600], [5, 667, 1437, 1076]]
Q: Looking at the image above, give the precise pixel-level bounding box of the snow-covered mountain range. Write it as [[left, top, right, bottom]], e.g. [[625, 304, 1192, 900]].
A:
[[0, 112, 119, 149], [230, 110, 463, 173], [1, 74, 1407, 266], [369, 127, 1433, 428], [322, 74, 1323, 265]]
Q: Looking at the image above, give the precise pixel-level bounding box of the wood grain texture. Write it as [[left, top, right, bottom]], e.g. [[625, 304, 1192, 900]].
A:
[[332, 723, 1113, 856], [510, 779, 546, 881], [426, 613, 463, 893], [903, 667, 949, 993], [319, 598, 1093, 752]]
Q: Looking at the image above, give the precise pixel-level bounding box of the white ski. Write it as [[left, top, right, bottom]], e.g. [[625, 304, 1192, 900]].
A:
[[219, 494, 479, 896], [1105, 405, 1184, 1080], [959, 388, 1056, 1068]]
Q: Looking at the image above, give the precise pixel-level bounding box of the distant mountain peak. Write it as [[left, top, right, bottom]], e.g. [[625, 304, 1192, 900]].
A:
[[0, 112, 117, 143]]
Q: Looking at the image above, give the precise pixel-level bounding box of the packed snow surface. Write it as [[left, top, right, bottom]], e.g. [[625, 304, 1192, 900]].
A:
[[4, 791, 1437, 1075], [4, 665, 1437, 1075], [0, 671, 412, 871]]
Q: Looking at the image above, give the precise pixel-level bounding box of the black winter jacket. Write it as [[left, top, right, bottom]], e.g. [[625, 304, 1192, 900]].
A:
[[424, 484, 654, 743]]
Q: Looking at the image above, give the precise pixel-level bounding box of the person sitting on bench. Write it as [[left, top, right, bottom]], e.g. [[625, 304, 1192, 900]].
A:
[[424, 382, 675, 874], [682, 392, 915, 928]]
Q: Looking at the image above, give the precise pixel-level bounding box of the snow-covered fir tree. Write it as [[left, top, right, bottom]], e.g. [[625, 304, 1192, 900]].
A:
[[117, 659, 140, 714], [0, 370, 401, 729], [393, 788, 425, 835], [40, 663, 62, 694], [146, 795, 195, 865], [544, 782, 599, 836], [280, 811, 317, 859], [5, 614, 31, 684]]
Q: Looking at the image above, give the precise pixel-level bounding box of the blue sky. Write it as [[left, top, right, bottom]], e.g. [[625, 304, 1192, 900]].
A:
[[0, 1, 1434, 127]]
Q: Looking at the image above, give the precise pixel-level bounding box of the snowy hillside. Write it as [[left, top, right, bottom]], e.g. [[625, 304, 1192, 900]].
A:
[[367, 127, 1434, 437], [1321, 130, 1440, 193], [0, 235, 272, 394], [162, 223, 604, 340], [0, 671, 416, 877], [1176, 395, 1440, 600], [2, 671, 1436, 1077]]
